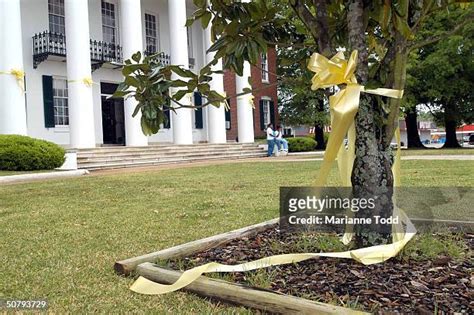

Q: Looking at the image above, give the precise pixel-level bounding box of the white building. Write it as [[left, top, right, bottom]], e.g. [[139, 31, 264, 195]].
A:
[[0, 0, 260, 148]]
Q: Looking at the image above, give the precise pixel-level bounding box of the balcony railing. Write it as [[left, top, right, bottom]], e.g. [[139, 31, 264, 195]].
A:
[[144, 51, 171, 66], [33, 31, 197, 71], [33, 31, 122, 70], [144, 51, 195, 69]]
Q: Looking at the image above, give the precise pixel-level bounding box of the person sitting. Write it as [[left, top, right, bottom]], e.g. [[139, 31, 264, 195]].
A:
[[266, 123, 276, 157], [275, 125, 288, 154]]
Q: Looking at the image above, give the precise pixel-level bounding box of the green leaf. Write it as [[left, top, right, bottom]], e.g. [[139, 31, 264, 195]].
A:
[[111, 90, 130, 98], [173, 89, 188, 101], [194, 0, 206, 7], [185, 17, 195, 27], [201, 12, 212, 29], [171, 79, 189, 87], [125, 76, 141, 88], [247, 40, 260, 64], [132, 104, 141, 117], [131, 51, 142, 63], [169, 65, 196, 78]]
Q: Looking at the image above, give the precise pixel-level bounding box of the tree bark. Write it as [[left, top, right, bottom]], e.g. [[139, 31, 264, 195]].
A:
[[443, 105, 461, 148], [405, 107, 425, 148], [314, 125, 326, 150], [348, 0, 393, 247]]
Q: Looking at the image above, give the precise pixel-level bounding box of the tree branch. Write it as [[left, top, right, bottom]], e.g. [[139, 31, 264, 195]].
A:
[[289, 0, 320, 42], [408, 12, 474, 51], [313, 0, 332, 56]]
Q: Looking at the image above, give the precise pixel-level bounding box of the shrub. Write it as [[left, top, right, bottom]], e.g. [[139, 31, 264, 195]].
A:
[[287, 137, 317, 152], [0, 135, 65, 171]]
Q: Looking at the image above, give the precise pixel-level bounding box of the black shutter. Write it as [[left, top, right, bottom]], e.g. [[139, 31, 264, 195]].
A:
[[42, 75, 55, 128], [259, 100, 265, 130], [270, 100, 275, 126], [164, 99, 171, 128], [194, 92, 203, 129], [225, 106, 231, 130]]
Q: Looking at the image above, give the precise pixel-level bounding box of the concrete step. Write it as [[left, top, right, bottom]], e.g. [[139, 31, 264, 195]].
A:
[[76, 143, 257, 154], [77, 146, 263, 159], [76, 143, 267, 170], [77, 149, 265, 164], [80, 152, 267, 170]]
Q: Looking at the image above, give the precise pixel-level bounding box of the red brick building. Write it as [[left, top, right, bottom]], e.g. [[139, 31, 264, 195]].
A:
[[224, 48, 279, 141]]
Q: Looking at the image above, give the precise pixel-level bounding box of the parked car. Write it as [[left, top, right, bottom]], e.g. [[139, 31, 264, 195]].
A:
[[469, 135, 474, 145]]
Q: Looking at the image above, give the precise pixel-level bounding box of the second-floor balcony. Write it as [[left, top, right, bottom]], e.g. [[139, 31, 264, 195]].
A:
[[33, 31, 123, 71], [33, 31, 196, 72]]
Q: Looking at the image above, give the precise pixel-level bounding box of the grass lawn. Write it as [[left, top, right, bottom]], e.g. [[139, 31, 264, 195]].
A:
[[1, 160, 473, 313], [401, 148, 474, 155]]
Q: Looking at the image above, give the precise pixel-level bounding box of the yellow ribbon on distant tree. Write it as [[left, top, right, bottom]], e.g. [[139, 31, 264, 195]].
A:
[[129, 50, 416, 296], [0, 68, 25, 92], [68, 77, 95, 87]]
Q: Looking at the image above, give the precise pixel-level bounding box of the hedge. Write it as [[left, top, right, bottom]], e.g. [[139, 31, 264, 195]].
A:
[[287, 137, 317, 152], [0, 135, 65, 171]]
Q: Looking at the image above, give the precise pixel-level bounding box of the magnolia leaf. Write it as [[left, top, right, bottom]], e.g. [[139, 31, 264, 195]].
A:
[[201, 11, 212, 29], [131, 51, 142, 63], [169, 65, 196, 78], [173, 89, 188, 101]]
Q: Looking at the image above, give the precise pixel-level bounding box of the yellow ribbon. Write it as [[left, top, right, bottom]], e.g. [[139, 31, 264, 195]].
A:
[[129, 50, 416, 296], [0, 68, 25, 92], [248, 94, 255, 108], [309, 51, 406, 244], [68, 77, 95, 87]]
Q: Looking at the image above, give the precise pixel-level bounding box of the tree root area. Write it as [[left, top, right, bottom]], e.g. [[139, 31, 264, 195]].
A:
[[167, 227, 473, 314]]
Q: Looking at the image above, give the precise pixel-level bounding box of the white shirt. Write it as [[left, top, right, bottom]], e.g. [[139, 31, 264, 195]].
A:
[[266, 127, 274, 140], [275, 130, 283, 139]]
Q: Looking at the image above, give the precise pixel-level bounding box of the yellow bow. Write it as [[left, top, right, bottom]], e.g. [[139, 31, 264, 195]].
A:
[[68, 77, 95, 88], [0, 68, 25, 92], [308, 51, 403, 187]]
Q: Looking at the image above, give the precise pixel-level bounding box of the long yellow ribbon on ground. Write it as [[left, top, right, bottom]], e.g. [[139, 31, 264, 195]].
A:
[[130, 50, 416, 295], [0, 68, 25, 92]]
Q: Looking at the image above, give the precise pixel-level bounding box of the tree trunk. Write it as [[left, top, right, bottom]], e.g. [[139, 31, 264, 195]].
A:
[[405, 107, 425, 148], [348, 0, 393, 247], [314, 99, 326, 150], [443, 105, 461, 148], [314, 123, 325, 150]]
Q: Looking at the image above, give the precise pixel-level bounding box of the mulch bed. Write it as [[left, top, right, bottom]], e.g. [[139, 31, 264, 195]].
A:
[[168, 227, 473, 314]]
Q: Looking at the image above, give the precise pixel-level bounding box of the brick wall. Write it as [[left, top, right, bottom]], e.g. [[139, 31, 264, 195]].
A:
[[223, 47, 278, 141]]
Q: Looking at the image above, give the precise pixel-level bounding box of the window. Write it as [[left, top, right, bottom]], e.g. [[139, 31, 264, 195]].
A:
[[102, 1, 117, 44], [261, 53, 269, 82], [145, 13, 159, 54], [53, 78, 68, 126], [48, 0, 65, 34], [262, 99, 271, 126]]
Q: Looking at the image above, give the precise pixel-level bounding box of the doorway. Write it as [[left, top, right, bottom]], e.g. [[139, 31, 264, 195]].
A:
[[101, 83, 125, 145]]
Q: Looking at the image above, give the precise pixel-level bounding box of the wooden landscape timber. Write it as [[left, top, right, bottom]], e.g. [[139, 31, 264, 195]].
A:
[[115, 218, 364, 314], [114, 218, 279, 275], [135, 263, 368, 315]]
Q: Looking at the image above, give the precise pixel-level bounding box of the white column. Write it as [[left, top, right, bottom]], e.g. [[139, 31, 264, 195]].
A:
[[204, 25, 226, 144], [120, 0, 148, 146], [168, 0, 193, 144], [235, 63, 255, 143], [0, 0, 27, 135], [65, 0, 96, 148], [235, 0, 254, 143]]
